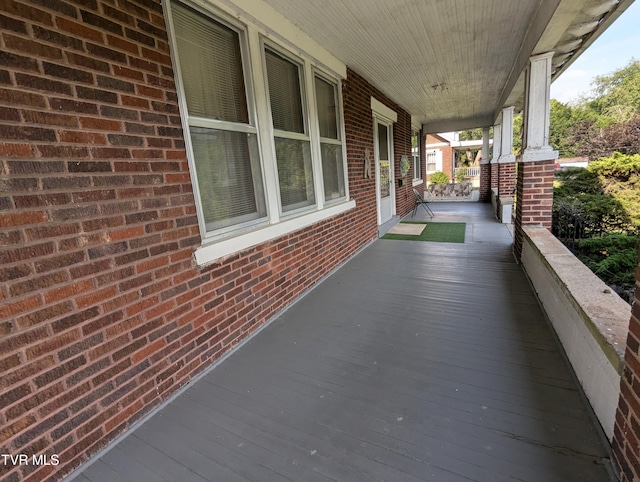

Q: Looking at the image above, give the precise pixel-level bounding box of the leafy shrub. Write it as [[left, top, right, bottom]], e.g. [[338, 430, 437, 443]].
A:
[[553, 155, 640, 237], [576, 235, 639, 288], [429, 171, 449, 184], [454, 169, 466, 183]]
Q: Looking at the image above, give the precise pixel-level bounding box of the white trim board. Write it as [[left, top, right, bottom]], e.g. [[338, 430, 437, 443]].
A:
[[370, 97, 397, 123]]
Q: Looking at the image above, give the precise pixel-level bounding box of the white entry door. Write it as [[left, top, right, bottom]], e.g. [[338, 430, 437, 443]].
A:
[[375, 121, 393, 225]]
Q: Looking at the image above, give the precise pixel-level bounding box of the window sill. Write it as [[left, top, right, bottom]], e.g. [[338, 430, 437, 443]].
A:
[[412, 178, 423, 187], [194, 199, 357, 266]]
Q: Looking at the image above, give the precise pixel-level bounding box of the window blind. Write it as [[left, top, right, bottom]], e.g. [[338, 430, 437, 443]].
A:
[[171, 1, 265, 233], [315, 76, 338, 139], [265, 49, 304, 134], [172, 2, 248, 124]]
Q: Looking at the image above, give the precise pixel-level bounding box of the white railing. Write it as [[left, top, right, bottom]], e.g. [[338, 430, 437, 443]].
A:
[[454, 166, 480, 178]]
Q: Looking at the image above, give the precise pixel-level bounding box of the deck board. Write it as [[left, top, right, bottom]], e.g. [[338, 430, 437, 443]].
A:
[[71, 203, 611, 482]]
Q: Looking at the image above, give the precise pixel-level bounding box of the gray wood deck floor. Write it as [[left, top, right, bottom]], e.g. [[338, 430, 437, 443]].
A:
[[71, 203, 611, 482]]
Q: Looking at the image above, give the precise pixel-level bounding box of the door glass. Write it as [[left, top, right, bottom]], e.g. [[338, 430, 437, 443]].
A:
[[378, 123, 390, 198]]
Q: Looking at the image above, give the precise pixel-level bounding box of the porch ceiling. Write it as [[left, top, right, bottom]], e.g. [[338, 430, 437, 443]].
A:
[[260, 0, 634, 132]]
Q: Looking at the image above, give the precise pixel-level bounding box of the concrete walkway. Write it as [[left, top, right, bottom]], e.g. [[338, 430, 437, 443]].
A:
[[69, 202, 611, 482]]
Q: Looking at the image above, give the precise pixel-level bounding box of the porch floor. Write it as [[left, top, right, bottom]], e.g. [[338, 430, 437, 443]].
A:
[[70, 203, 611, 482]]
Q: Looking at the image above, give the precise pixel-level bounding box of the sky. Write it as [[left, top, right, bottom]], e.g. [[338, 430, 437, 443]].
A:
[[550, 1, 640, 103]]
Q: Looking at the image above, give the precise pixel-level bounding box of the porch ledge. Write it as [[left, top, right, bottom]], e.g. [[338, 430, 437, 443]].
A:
[[521, 226, 629, 440]]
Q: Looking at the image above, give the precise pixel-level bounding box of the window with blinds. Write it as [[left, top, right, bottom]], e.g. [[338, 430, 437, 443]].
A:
[[265, 48, 315, 212], [426, 151, 437, 172], [315, 76, 345, 201], [169, 0, 350, 246], [171, 1, 266, 233]]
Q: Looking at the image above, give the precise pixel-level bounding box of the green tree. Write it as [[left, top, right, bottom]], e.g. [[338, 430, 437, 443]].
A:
[[549, 99, 578, 157], [513, 114, 522, 156], [458, 128, 483, 141], [586, 59, 640, 123], [548, 60, 640, 159]]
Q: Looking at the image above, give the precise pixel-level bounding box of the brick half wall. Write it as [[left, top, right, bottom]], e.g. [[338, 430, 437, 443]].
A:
[[612, 247, 640, 481]]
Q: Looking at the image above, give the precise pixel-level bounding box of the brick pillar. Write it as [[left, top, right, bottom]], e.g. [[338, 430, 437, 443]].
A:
[[513, 159, 554, 259], [612, 247, 640, 481], [514, 52, 557, 260], [479, 162, 491, 202], [490, 162, 499, 191], [497, 162, 515, 222], [479, 127, 491, 202]]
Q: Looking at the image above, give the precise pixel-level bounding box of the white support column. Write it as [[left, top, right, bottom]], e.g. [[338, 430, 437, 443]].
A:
[[496, 106, 516, 223], [522, 52, 558, 161], [491, 124, 502, 163], [490, 123, 501, 213], [498, 106, 515, 164], [514, 51, 559, 259], [481, 128, 490, 165]]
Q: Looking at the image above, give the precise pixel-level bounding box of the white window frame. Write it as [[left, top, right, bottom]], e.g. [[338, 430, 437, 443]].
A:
[[164, 0, 268, 240], [411, 126, 422, 186], [262, 42, 316, 217], [164, 0, 354, 266], [311, 69, 348, 206], [426, 149, 439, 173]]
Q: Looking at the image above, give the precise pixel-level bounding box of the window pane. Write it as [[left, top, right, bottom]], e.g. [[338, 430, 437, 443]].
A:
[[274, 137, 314, 211], [172, 2, 248, 123], [321, 143, 345, 201], [190, 127, 266, 230], [411, 131, 420, 178], [315, 76, 338, 139], [378, 123, 389, 161], [426, 151, 437, 172], [265, 50, 304, 133]]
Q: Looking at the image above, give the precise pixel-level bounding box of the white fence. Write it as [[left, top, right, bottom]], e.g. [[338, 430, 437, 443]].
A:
[[454, 166, 480, 178]]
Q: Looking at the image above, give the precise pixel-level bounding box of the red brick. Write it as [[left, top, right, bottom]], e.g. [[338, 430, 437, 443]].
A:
[[0, 142, 35, 157], [113, 64, 144, 81], [4, 34, 62, 59], [0, 88, 47, 108], [44, 279, 95, 304], [76, 286, 119, 310], [55, 16, 104, 42], [25, 330, 81, 361], [0, 415, 36, 444], [15, 301, 74, 329], [79, 117, 123, 131], [23, 110, 78, 128], [121, 94, 150, 108], [106, 33, 139, 54]]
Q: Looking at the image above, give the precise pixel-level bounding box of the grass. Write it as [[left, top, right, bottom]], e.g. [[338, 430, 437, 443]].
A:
[[382, 222, 466, 243]]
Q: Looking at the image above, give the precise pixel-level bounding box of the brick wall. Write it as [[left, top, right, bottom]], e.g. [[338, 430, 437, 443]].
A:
[[0, 3, 411, 481], [613, 248, 640, 480], [443, 146, 454, 180], [342, 68, 414, 220], [498, 162, 515, 197], [513, 160, 554, 259], [491, 161, 498, 190], [479, 163, 490, 202], [393, 108, 414, 216]]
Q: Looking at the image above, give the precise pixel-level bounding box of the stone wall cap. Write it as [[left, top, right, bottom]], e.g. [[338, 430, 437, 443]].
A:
[[522, 226, 629, 371]]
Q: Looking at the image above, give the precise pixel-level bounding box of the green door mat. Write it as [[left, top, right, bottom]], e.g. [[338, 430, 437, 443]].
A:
[[382, 222, 466, 243]]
